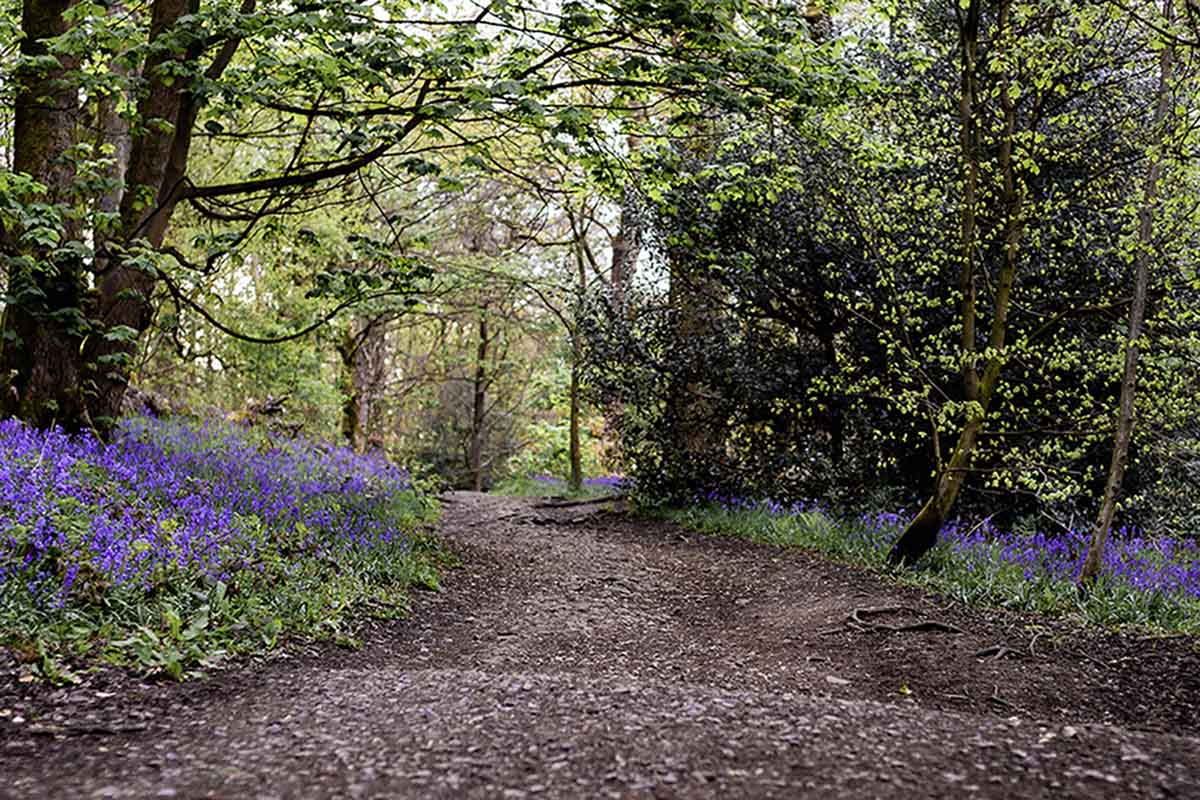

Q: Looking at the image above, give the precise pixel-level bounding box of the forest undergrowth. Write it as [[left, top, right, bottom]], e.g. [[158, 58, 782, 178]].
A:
[[660, 498, 1200, 638], [0, 415, 443, 683]]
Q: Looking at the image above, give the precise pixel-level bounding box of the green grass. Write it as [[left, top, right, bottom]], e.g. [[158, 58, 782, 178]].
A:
[[491, 475, 619, 499], [656, 504, 1200, 638], [1, 519, 448, 684]]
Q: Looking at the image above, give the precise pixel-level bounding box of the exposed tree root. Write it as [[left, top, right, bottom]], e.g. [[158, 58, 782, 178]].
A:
[[532, 496, 626, 509], [987, 688, 1014, 710], [846, 606, 964, 635], [974, 644, 1016, 660]]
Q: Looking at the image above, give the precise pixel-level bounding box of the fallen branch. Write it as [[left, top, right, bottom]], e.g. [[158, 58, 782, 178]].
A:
[[1077, 649, 1111, 670], [848, 605, 915, 627], [987, 684, 1014, 709]]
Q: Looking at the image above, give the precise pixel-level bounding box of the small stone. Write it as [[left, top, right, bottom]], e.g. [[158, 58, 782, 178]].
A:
[[1081, 769, 1119, 784], [826, 676, 851, 686]]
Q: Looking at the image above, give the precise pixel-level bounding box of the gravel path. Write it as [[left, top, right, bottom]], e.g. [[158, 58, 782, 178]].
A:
[[2, 492, 1198, 798]]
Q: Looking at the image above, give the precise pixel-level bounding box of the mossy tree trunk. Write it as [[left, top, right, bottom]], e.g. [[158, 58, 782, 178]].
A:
[[0, 0, 244, 431], [1, 0, 86, 428]]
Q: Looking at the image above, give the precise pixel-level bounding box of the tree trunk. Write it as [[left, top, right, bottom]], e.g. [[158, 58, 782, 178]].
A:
[[85, 0, 200, 428], [609, 187, 641, 314], [1, 0, 201, 431], [339, 324, 366, 454], [601, 180, 642, 470], [0, 0, 87, 428], [339, 317, 387, 453], [667, 261, 723, 490], [568, 361, 582, 492], [567, 235, 592, 492], [890, 0, 1026, 565], [1079, 0, 1174, 587], [93, 22, 133, 276], [468, 313, 489, 492]]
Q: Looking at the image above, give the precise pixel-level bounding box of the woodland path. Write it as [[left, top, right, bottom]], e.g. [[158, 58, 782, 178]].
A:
[[2, 491, 1199, 798]]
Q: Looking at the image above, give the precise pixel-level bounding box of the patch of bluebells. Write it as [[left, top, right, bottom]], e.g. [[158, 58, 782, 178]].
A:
[[936, 518, 1200, 600], [696, 488, 811, 517], [0, 415, 424, 606], [702, 493, 1200, 602], [532, 474, 627, 491]]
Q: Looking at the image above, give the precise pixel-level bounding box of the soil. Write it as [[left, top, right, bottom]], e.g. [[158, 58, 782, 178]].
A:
[[1, 491, 1198, 798]]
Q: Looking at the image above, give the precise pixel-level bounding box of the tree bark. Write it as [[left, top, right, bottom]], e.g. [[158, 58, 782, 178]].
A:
[[667, 261, 724, 490], [1079, 0, 1175, 586], [338, 318, 386, 453], [567, 235, 592, 492], [340, 321, 367, 455], [93, 2, 133, 276], [469, 312, 489, 492], [568, 361, 582, 492], [609, 187, 641, 314], [85, 0, 202, 427], [0, 0, 86, 428], [0, 0, 204, 431]]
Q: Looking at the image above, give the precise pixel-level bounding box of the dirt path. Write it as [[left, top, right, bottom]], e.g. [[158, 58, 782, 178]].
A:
[[1, 492, 1198, 798]]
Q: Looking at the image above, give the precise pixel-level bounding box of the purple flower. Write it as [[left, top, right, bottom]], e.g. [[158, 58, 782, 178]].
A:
[[0, 415, 422, 605]]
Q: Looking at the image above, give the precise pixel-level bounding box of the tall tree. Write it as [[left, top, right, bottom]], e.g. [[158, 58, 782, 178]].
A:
[[887, 0, 1118, 564], [0, 0, 815, 432], [1079, 0, 1178, 585]]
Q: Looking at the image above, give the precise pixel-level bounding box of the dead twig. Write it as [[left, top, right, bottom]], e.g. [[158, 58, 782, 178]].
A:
[[1077, 649, 1111, 670]]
